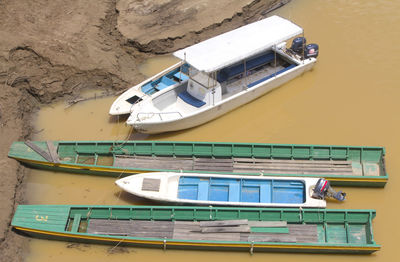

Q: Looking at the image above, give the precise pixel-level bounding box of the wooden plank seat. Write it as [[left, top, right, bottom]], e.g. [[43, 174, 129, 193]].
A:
[[70, 214, 82, 232]]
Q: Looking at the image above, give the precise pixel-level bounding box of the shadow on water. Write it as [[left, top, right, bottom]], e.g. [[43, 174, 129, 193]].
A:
[[113, 190, 159, 205]]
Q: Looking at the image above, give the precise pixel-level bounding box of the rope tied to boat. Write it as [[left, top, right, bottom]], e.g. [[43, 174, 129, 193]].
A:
[[111, 122, 134, 149], [299, 206, 303, 222], [114, 168, 129, 204], [109, 235, 129, 253], [250, 241, 254, 255], [163, 238, 167, 251]]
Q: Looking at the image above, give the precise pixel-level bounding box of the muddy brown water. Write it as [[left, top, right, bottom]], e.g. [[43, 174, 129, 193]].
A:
[[24, 0, 400, 261]]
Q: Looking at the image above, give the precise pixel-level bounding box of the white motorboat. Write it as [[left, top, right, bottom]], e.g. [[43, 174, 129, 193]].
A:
[[115, 172, 345, 208], [118, 16, 319, 133]]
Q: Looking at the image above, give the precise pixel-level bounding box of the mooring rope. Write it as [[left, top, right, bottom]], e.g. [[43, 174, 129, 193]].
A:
[[108, 235, 129, 254]]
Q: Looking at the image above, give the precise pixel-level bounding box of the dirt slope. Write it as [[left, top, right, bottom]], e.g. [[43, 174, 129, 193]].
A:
[[0, 0, 290, 260]]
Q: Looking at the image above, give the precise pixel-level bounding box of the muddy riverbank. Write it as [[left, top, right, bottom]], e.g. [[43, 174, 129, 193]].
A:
[[0, 0, 287, 260]]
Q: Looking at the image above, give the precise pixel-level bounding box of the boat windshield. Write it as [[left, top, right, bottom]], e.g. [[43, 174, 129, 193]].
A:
[[189, 68, 217, 89]]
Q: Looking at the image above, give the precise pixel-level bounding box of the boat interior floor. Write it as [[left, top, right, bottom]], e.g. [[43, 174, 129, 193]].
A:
[[113, 155, 378, 176], [86, 219, 318, 243], [221, 64, 286, 99]]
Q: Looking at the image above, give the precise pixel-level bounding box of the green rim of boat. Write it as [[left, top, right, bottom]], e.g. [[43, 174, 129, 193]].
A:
[[8, 140, 388, 187], [12, 205, 380, 254]]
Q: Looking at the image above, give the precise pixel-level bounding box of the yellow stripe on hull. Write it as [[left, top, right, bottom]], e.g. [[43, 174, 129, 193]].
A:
[[15, 227, 380, 252], [14, 158, 148, 174]]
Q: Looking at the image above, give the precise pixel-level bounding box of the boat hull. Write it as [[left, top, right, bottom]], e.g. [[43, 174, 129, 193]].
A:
[[116, 172, 327, 208], [12, 205, 380, 254], [14, 227, 378, 254], [8, 140, 388, 187]]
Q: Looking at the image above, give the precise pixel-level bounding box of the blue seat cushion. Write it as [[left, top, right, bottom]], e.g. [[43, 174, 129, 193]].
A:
[[155, 76, 176, 90], [141, 82, 155, 94], [178, 91, 206, 108]]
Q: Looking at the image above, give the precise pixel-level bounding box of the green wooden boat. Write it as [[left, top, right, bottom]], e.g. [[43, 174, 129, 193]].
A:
[[12, 205, 380, 254], [8, 140, 388, 187]]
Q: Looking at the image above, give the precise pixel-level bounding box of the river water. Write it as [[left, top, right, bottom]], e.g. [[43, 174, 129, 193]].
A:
[[24, 0, 400, 261]]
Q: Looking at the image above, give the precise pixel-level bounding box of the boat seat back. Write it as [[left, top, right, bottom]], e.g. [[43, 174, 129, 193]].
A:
[[177, 91, 206, 108]]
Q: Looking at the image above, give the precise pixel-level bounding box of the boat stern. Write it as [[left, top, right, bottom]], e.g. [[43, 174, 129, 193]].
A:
[[8, 141, 49, 162]]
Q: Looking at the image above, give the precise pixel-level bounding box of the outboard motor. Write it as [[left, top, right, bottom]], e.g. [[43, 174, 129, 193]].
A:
[[291, 37, 306, 54], [304, 43, 319, 58], [312, 178, 346, 201]]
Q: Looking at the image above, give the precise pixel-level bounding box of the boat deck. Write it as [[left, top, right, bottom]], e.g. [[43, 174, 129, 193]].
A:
[[114, 155, 374, 176], [87, 219, 318, 243], [221, 64, 285, 99]]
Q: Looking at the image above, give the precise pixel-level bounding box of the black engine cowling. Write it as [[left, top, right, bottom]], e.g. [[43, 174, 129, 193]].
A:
[[291, 37, 306, 53], [304, 43, 319, 58]]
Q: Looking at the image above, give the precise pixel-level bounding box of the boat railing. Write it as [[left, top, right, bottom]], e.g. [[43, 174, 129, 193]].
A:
[[136, 111, 183, 121]]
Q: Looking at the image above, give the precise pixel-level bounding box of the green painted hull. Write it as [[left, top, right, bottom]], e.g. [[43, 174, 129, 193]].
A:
[[8, 140, 388, 187], [12, 205, 380, 254]]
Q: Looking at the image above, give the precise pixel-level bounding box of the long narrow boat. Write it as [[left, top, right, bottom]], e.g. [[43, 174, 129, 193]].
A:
[[116, 173, 346, 208], [12, 205, 380, 254], [8, 140, 387, 187], [122, 16, 319, 134]]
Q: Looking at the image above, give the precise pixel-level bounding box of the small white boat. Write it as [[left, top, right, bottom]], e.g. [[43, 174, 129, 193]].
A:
[[115, 173, 345, 208], [117, 15, 318, 133]]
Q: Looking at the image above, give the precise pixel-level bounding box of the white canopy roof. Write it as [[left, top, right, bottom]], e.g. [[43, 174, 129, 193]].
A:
[[173, 15, 303, 73]]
